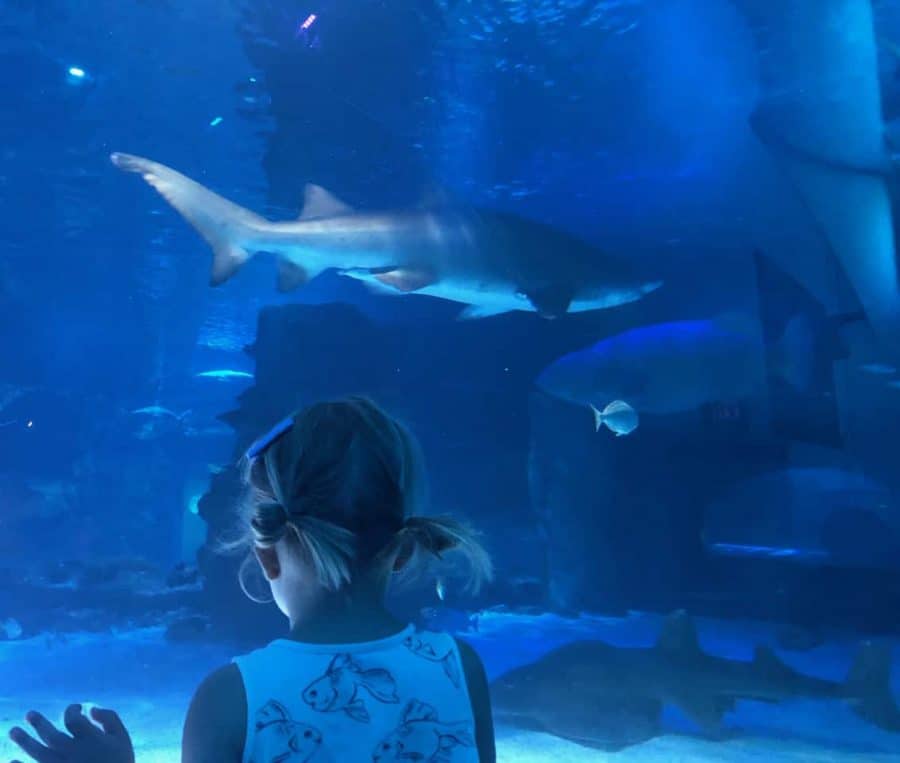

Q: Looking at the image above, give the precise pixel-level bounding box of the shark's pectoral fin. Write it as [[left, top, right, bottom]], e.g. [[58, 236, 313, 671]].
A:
[[521, 285, 574, 319], [676, 694, 731, 735], [277, 260, 309, 292], [211, 241, 250, 286], [374, 268, 436, 292], [457, 304, 514, 320]]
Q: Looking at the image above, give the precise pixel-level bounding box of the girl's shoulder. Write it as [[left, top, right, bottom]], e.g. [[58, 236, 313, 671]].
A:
[[182, 663, 247, 763]]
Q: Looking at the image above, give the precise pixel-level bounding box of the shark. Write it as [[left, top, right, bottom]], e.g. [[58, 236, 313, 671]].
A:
[[738, 0, 900, 359], [110, 153, 661, 319], [489, 610, 900, 751]]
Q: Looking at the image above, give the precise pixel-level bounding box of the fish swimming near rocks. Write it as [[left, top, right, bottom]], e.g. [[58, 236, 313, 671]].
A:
[[372, 700, 474, 762], [490, 610, 900, 751], [110, 153, 660, 319], [253, 700, 323, 762], [403, 633, 462, 688], [194, 369, 254, 381], [302, 653, 399, 722]]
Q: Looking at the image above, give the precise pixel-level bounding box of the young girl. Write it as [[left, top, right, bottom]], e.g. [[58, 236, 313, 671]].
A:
[[10, 397, 496, 762]]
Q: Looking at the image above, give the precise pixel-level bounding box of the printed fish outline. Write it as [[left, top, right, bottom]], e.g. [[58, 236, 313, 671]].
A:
[[372, 700, 475, 762], [253, 700, 323, 762], [403, 634, 462, 689], [302, 653, 399, 723]]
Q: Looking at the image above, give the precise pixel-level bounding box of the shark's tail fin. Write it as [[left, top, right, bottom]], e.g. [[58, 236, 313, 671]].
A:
[[844, 642, 900, 732], [753, 250, 863, 447], [111, 153, 267, 286]]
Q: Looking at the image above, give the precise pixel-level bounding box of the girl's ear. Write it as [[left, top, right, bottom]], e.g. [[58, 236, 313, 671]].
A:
[[255, 545, 281, 581]]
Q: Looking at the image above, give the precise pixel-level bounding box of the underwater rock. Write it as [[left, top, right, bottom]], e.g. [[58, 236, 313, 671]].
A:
[[165, 615, 212, 643], [166, 562, 201, 589]]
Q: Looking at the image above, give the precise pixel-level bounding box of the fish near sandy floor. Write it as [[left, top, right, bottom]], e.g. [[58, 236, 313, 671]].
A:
[[489, 610, 900, 750], [110, 152, 660, 319]]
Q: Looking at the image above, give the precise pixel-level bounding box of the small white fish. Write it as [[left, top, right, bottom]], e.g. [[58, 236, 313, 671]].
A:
[[435, 577, 446, 601], [2, 618, 23, 639], [131, 406, 190, 420], [194, 369, 254, 381], [591, 400, 639, 436], [861, 363, 897, 376]]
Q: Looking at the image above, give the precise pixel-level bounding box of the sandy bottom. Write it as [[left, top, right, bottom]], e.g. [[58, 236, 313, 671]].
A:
[[1, 610, 898, 761]]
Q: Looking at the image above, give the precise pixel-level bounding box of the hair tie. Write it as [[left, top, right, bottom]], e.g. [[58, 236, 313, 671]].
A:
[[251, 501, 291, 542]]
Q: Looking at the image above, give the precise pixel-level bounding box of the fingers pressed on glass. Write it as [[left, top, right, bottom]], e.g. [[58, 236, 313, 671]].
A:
[[63, 704, 100, 738], [26, 712, 72, 752], [9, 726, 58, 763]]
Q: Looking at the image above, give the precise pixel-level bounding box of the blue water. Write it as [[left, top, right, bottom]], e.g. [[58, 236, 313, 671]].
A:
[[3, 0, 900, 760]]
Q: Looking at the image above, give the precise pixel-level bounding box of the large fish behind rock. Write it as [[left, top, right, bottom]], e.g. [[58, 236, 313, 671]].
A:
[[110, 153, 660, 319], [490, 610, 900, 751]]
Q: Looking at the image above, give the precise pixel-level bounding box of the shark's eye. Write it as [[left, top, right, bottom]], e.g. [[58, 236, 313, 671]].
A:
[[308, 689, 317, 697], [382, 743, 391, 750], [304, 730, 312, 738]]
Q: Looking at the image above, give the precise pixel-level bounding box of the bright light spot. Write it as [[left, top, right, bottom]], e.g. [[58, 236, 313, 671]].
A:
[[209, 116, 223, 127], [26, 420, 33, 428], [249, 76, 257, 83], [188, 494, 202, 515], [300, 13, 317, 31], [68, 66, 86, 78]]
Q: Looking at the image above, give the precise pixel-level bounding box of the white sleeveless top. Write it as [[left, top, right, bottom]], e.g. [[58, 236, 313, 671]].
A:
[[232, 624, 479, 762]]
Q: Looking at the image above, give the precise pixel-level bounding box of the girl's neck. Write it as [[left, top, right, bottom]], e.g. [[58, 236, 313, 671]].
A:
[[285, 585, 407, 644]]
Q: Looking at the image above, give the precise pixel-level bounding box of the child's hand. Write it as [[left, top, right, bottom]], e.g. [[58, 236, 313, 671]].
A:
[[8, 704, 135, 763]]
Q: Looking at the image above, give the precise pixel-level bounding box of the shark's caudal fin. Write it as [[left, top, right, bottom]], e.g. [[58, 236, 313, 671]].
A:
[[111, 153, 267, 286], [754, 251, 861, 447], [845, 642, 900, 732]]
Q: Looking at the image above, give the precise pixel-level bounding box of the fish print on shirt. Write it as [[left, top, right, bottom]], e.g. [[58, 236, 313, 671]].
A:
[[302, 653, 399, 723], [251, 700, 323, 763], [372, 700, 475, 763], [403, 634, 462, 689]]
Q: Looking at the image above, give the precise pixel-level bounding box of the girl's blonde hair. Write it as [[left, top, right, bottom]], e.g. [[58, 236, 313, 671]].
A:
[[228, 397, 492, 600]]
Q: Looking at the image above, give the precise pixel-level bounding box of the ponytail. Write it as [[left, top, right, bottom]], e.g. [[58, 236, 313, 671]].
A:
[[382, 514, 494, 594]]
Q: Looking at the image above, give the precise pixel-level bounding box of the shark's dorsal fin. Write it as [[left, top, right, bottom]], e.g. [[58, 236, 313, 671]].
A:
[[299, 184, 353, 220], [656, 610, 702, 657]]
